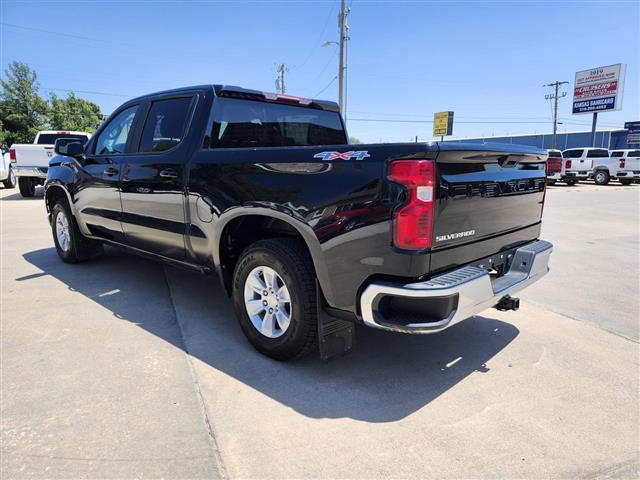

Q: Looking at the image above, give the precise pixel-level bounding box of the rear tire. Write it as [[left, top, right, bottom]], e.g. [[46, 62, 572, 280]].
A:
[[232, 238, 318, 361], [565, 178, 577, 186], [18, 177, 35, 197], [546, 179, 556, 186], [593, 170, 610, 185], [51, 200, 103, 263], [2, 168, 16, 189], [619, 179, 633, 186]]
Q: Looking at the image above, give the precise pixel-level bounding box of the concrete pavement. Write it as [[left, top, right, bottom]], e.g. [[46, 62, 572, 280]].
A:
[[523, 181, 640, 341], [1, 183, 638, 479]]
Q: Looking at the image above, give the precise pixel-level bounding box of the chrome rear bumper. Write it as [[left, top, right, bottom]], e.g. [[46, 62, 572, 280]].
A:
[[13, 166, 48, 179], [360, 240, 553, 333]]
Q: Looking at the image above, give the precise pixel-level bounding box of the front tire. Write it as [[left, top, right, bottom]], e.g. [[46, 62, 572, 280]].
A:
[[232, 238, 318, 360], [51, 200, 103, 263], [565, 178, 578, 186], [3, 168, 16, 189], [594, 170, 610, 185], [18, 177, 35, 197]]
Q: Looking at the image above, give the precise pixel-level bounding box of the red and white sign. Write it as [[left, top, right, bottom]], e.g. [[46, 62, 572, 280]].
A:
[[572, 64, 626, 115], [574, 81, 618, 100]]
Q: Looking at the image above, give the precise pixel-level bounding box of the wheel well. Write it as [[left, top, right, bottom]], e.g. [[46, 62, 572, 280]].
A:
[[45, 186, 70, 213], [218, 215, 313, 294]]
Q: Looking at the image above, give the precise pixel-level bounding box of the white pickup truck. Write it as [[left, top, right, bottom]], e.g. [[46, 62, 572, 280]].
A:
[[9, 130, 90, 197], [561, 148, 603, 185], [1, 147, 17, 189], [598, 149, 640, 185]]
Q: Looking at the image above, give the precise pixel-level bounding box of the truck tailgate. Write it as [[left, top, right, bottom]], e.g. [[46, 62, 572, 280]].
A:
[[13, 144, 55, 167], [431, 143, 546, 264]]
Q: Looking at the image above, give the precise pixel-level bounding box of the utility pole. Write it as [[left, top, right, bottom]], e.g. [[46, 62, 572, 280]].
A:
[[338, 0, 349, 116], [544, 80, 568, 149], [275, 63, 288, 94]]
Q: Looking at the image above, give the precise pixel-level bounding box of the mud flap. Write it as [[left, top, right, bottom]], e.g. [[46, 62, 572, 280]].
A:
[[316, 281, 354, 361]]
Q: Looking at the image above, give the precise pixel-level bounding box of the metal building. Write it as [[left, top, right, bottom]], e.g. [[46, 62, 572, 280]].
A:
[[449, 128, 637, 150]]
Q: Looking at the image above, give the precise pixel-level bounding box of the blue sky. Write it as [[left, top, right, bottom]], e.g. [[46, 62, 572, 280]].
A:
[[1, 0, 638, 143]]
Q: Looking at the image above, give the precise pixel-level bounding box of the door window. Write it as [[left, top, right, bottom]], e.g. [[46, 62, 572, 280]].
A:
[[586, 149, 609, 158], [138, 97, 193, 153], [94, 106, 138, 155]]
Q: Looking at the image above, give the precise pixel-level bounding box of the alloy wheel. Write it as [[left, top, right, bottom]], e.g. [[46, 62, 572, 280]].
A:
[[243, 266, 292, 338]]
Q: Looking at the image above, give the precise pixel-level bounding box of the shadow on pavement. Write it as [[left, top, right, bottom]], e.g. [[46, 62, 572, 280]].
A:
[[22, 247, 519, 422], [0, 186, 44, 200]]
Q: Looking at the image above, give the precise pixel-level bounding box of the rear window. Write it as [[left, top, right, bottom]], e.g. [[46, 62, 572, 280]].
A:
[[547, 150, 562, 158], [209, 97, 346, 148], [586, 149, 609, 158], [627, 150, 640, 157], [37, 133, 89, 145]]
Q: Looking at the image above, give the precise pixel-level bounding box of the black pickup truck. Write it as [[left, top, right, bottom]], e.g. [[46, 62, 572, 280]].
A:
[[45, 85, 552, 360]]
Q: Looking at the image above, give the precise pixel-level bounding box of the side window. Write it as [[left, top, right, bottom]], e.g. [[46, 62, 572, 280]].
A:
[[94, 105, 138, 155], [611, 151, 623, 157], [586, 149, 609, 158], [138, 97, 192, 153], [565, 149, 583, 158]]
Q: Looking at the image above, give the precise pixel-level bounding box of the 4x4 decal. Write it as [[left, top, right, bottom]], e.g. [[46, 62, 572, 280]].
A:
[[313, 150, 371, 161]]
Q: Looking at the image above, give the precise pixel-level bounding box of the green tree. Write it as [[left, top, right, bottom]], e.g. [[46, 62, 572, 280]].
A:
[[49, 92, 103, 132], [349, 136, 363, 144], [0, 61, 49, 144]]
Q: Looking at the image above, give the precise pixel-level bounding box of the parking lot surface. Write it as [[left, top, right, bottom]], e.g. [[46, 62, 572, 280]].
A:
[[1, 183, 639, 479]]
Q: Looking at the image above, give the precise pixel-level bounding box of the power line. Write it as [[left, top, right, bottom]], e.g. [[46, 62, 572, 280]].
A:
[[349, 118, 553, 124], [1, 22, 136, 46], [306, 49, 339, 92], [42, 87, 133, 98], [313, 76, 338, 98], [351, 110, 554, 120], [293, 1, 336, 70]]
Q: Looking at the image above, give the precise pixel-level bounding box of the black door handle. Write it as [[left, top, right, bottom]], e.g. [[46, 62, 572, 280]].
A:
[[159, 169, 178, 179], [103, 167, 118, 176]]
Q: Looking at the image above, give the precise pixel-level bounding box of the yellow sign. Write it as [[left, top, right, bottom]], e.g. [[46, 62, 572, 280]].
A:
[[433, 111, 454, 137]]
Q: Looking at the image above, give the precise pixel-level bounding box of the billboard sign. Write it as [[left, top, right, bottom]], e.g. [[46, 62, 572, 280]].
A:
[[433, 111, 454, 137], [572, 64, 626, 115], [624, 121, 640, 134], [627, 134, 640, 145]]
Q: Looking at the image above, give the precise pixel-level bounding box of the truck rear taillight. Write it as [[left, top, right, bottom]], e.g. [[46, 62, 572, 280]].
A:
[[565, 159, 571, 169], [388, 160, 435, 251], [620, 158, 626, 168], [9, 149, 16, 162], [262, 92, 312, 106]]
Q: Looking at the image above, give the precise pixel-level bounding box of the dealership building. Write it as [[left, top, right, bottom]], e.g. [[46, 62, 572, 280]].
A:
[[449, 127, 638, 150]]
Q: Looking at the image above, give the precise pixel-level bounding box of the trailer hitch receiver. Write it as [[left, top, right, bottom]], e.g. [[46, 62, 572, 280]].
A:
[[494, 294, 520, 312]]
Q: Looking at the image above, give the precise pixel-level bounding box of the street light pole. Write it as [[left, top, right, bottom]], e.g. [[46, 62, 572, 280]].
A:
[[338, 0, 347, 115], [323, 1, 349, 118]]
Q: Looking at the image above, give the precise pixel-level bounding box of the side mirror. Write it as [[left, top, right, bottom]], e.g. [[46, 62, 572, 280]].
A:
[[54, 138, 85, 157]]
